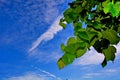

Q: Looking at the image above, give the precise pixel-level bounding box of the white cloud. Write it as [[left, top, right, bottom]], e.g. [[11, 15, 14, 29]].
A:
[[74, 42, 120, 66], [28, 48, 61, 63], [33, 67, 61, 80], [82, 73, 101, 78], [114, 42, 120, 57], [4, 73, 47, 80], [4, 69, 62, 80], [29, 16, 63, 52], [74, 47, 104, 65], [104, 69, 117, 73], [82, 68, 118, 79]]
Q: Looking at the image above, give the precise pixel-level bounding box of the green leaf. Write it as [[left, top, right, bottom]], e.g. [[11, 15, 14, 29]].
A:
[[67, 37, 77, 46], [65, 42, 86, 53], [64, 44, 76, 53], [115, 2, 120, 12], [102, 46, 116, 61], [74, 22, 82, 31], [61, 44, 66, 52], [102, 0, 110, 13], [76, 47, 87, 58], [77, 29, 89, 42], [93, 39, 110, 53], [110, 5, 119, 17], [118, 26, 120, 33], [103, 2, 120, 17], [103, 2, 113, 14], [101, 58, 107, 68], [88, 29, 98, 41], [59, 18, 66, 29], [64, 8, 78, 23], [74, 6, 82, 14], [57, 58, 65, 69], [93, 21, 103, 29], [102, 29, 120, 44], [62, 53, 76, 65], [82, 0, 87, 7], [58, 0, 120, 69]]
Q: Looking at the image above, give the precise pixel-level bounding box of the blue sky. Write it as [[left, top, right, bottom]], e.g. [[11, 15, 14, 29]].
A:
[[0, 0, 120, 80]]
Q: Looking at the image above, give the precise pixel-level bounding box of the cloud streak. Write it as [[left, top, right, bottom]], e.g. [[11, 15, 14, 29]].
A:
[[82, 68, 118, 79], [33, 67, 61, 80], [29, 16, 63, 52], [4, 68, 62, 80], [0, 0, 67, 49]]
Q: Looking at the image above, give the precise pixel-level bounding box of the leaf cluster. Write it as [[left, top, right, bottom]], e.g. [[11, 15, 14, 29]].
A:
[[58, 0, 120, 69]]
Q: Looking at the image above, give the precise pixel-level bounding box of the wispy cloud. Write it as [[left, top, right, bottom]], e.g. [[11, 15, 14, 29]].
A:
[[74, 47, 104, 65], [82, 68, 118, 79], [0, 0, 66, 49], [33, 67, 62, 80], [4, 68, 62, 80], [28, 16, 63, 52], [104, 69, 117, 73], [82, 72, 101, 78], [28, 48, 61, 63], [4, 72, 60, 80], [4, 73, 46, 80]]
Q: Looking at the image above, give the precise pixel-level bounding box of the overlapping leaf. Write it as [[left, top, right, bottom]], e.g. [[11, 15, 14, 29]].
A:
[[58, 0, 120, 69]]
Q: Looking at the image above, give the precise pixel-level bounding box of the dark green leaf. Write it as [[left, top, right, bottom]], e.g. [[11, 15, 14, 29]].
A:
[[77, 29, 89, 42], [88, 30, 98, 41], [93, 21, 103, 29], [102, 46, 116, 61], [101, 58, 107, 68], [93, 39, 110, 53], [59, 18, 66, 29], [102, 29, 120, 44], [74, 22, 82, 31], [64, 8, 78, 23]]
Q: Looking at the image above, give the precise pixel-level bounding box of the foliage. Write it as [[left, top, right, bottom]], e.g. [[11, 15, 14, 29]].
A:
[[57, 0, 120, 69]]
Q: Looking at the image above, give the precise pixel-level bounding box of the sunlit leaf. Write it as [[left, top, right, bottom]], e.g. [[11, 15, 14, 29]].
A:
[[82, 0, 87, 7], [61, 44, 66, 52], [103, 2, 120, 17], [57, 58, 65, 69], [76, 46, 87, 58], [67, 37, 77, 46], [62, 53, 76, 65]]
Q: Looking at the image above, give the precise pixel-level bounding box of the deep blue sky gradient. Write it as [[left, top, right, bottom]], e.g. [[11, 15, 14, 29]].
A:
[[0, 0, 120, 80]]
